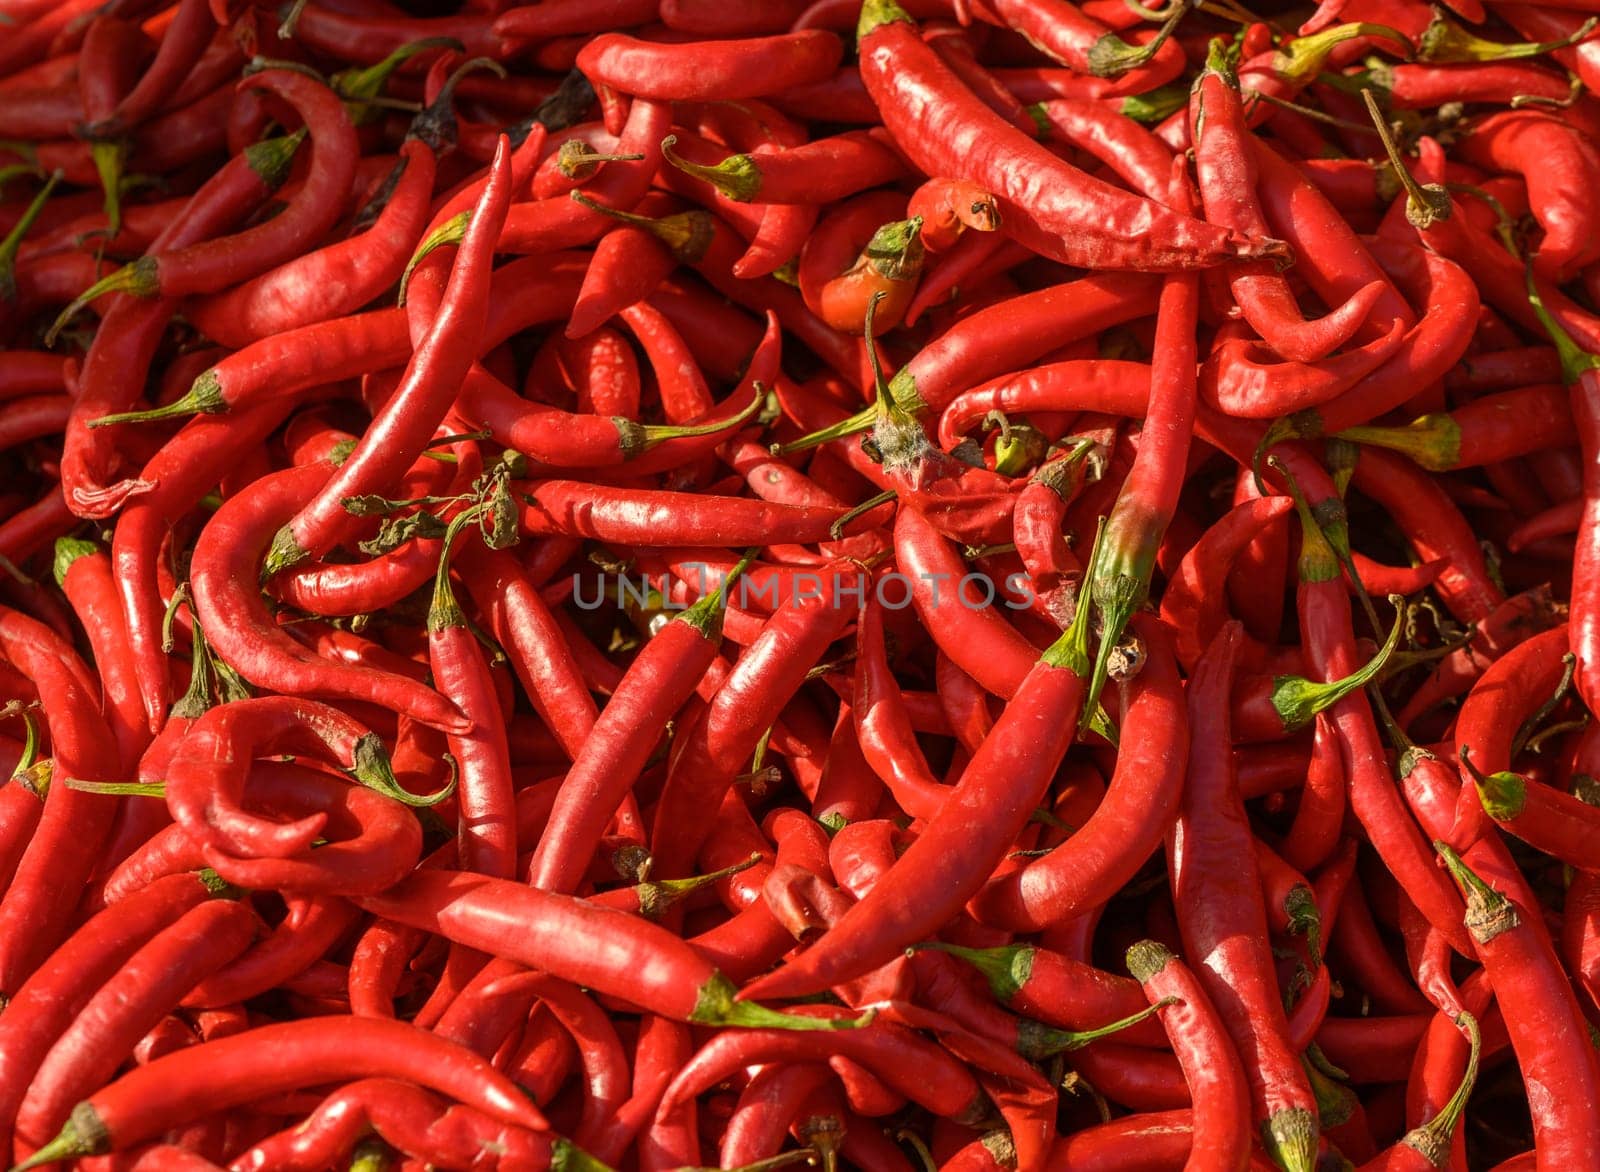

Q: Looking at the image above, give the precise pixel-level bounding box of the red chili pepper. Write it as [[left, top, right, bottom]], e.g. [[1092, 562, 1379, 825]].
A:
[[262, 136, 512, 576], [57, 128, 302, 518], [1125, 939, 1255, 1170], [356, 867, 860, 1032], [986, 0, 1190, 90], [739, 587, 1091, 1001], [858, 1, 1278, 272], [186, 140, 436, 349], [184, 894, 363, 1010], [189, 462, 469, 734], [577, 30, 844, 100], [15, 897, 257, 1146], [0, 605, 123, 998], [15, 1017, 548, 1168], [51, 71, 357, 336], [1437, 845, 1600, 1166], [0, 870, 224, 1156], [1191, 46, 1389, 364]]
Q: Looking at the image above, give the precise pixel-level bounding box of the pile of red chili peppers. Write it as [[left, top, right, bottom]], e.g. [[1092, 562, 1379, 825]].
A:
[[9, 0, 1600, 1168]]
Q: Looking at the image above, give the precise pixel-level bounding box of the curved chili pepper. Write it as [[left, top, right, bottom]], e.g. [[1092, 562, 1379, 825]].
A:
[[263, 137, 511, 576], [191, 762, 423, 897], [187, 140, 436, 350], [356, 867, 859, 1032], [1349, 448, 1504, 627], [15, 898, 257, 1146], [1456, 110, 1600, 283], [1192, 45, 1389, 364], [232, 1076, 573, 1171], [53, 536, 146, 770], [0, 605, 123, 998], [1125, 940, 1254, 1170], [650, 566, 858, 880], [859, 1, 1277, 272], [1166, 622, 1321, 1172], [51, 70, 357, 336], [738, 588, 1091, 1001], [189, 462, 469, 734], [58, 129, 303, 519], [577, 29, 843, 100], [1437, 846, 1600, 1166], [970, 617, 1186, 930], [0, 870, 224, 1156], [184, 894, 363, 1010], [785, 269, 1159, 453], [16, 1017, 549, 1169]]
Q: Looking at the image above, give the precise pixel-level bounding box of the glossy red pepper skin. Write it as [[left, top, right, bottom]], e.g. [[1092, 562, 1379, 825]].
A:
[[21, 1017, 547, 1166], [15, 898, 258, 1146], [971, 619, 1186, 931], [186, 140, 436, 349], [265, 137, 513, 574], [858, 2, 1275, 272], [0, 871, 222, 1157]]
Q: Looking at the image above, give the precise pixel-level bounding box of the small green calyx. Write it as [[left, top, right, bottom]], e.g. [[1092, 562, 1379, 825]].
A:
[[1335, 412, 1461, 471], [262, 525, 310, 580], [1124, 938, 1174, 984], [862, 216, 925, 281], [693, 971, 874, 1030], [1419, 11, 1597, 62], [1087, 0, 1192, 78], [1434, 841, 1518, 944], [46, 254, 158, 347], [1272, 23, 1409, 86], [51, 536, 98, 588], [924, 941, 1034, 1003], [399, 212, 471, 305], [241, 131, 304, 192], [1017, 998, 1173, 1058], [678, 549, 755, 639], [1261, 1106, 1320, 1172], [1119, 83, 1188, 123], [549, 1137, 618, 1172], [89, 369, 227, 430], [11, 1103, 109, 1170], [1271, 595, 1405, 732], [1458, 745, 1526, 823], [351, 732, 456, 807], [659, 136, 763, 202], [858, 0, 914, 44]]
